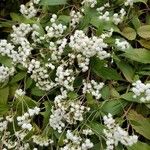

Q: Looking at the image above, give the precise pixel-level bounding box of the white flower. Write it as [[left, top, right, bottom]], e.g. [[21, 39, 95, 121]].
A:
[[70, 10, 82, 27], [32, 135, 53, 146], [125, 0, 133, 6], [15, 89, 25, 98], [82, 0, 97, 8], [20, 2, 38, 18], [103, 114, 138, 150], [115, 39, 130, 50], [132, 80, 150, 102], [82, 79, 104, 99], [0, 66, 15, 83]]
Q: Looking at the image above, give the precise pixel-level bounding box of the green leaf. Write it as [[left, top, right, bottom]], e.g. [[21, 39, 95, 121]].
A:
[[31, 86, 46, 96], [25, 77, 33, 89], [58, 15, 71, 25], [0, 55, 13, 67], [92, 66, 123, 81], [121, 92, 138, 102], [10, 13, 35, 24], [121, 27, 136, 40], [127, 141, 150, 150], [41, 101, 52, 128], [101, 100, 128, 115], [40, 0, 67, 5], [87, 122, 105, 137], [9, 72, 26, 84], [133, 0, 148, 4], [0, 104, 9, 116], [123, 48, 150, 64], [137, 25, 150, 39], [0, 86, 9, 105], [127, 110, 150, 140], [115, 58, 135, 82], [139, 39, 150, 49]]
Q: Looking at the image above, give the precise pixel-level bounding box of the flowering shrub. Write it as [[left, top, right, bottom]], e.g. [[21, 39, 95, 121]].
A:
[[0, 0, 150, 149]]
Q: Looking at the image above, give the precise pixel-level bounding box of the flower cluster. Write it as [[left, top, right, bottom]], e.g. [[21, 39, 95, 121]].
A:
[[32, 135, 53, 146], [0, 65, 15, 83], [27, 59, 56, 91], [132, 80, 150, 102], [103, 114, 138, 150], [0, 117, 8, 132], [17, 107, 40, 131], [83, 79, 104, 99], [60, 130, 93, 150], [82, 0, 97, 8], [70, 10, 82, 28], [69, 30, 110, 60], [20, 0, 40, 18], [115, 39, 130, 50], [15, 89, 26, 98], [55, 65, 75, 91], [125, 0, 133, 6], [45, 15, 67, 39], [50, 90, 90, 133]]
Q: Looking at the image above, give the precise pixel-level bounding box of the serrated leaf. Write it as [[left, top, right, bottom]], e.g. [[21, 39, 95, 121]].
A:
[[10, 13, 35, 24], [9, 71, 26, 84], [92, 66, 123, 81], [133, 0, 148, 4], [41, 101, 52, 128], [139, 39, 150, 49], [127, 110, 150, 140], [121, 27, 136, 40], [87, 122, 105, 137], [0, 86, 9, 105], [121, 92, 141, 103], [127, 141, 150, 150], [115, 58, 135, 82], [123, 48, 150, 64], [40, 0, 67, 5], [101, 100, 128, 115], [137, 25, 150, 39], [31, 86, 46, 96], [0, 104, 9, 116]]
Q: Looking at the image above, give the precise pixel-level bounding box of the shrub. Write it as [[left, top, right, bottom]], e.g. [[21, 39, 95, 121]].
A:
[[0, 0, 150, 149]]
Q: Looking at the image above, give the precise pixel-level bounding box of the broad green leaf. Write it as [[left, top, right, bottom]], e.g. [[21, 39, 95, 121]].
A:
[[31, 86, 46, 96], [40, 0, 67, 5], [121, 92, 142, 103], [10, 13, 35, 24], [133, 0, 148, 4], [123, 48, 150, 64], [101, 86, 111, 100], [58, 15, 71, 25], [131, 16, 141, 30], [9, 71, 26, 84], [87, 122, 105, 137], [86, 93, 98, 108], [101, 100, 128, 115], [0, 55, 13, 67], [91, 57, 122, 80], [127, 110, 150, 140], [137, 25, 150, 39], [0, 104, 9, 116], [121, 27, 136, 40], [92, 66, 123, 81], [41, 101, 52, 128], [127, 141, 150, 150], [115, 58, 135, 82], [0, 86, 9, 105], [25, 77, 33, 89], [139, 39, 150, 49]]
